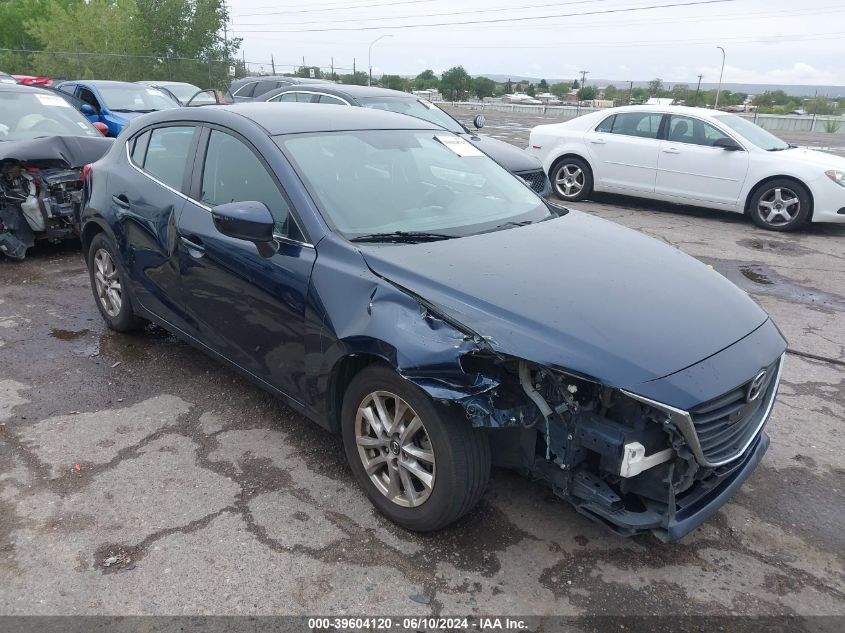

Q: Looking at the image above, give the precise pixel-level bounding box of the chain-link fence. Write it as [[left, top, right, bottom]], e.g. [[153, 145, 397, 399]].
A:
[[1, 48, 362, 90]]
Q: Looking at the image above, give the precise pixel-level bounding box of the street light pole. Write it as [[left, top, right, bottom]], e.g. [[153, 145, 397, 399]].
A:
[[714, 46, 725, 109], [368, 34, 393, 86]]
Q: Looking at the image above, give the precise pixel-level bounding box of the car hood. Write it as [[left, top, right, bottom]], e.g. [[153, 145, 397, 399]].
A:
[[773, 146, 845, 170], [0, 135, 112, 169], [358, 211, 768, 389], [460, 133, 543, 173]]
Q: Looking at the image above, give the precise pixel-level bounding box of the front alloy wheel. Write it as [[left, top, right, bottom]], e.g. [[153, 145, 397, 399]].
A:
[[341, 365, 490, 531], [749, 179, 811, 231], [355, 391, 435, 508], [551, 156, 593, 201]]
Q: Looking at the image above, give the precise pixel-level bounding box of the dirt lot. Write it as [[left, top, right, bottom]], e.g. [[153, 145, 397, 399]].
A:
[[1, 107, 844, 620]]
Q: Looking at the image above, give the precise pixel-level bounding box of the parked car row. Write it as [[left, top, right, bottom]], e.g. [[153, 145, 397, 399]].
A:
[[74, 100, 787, 542]]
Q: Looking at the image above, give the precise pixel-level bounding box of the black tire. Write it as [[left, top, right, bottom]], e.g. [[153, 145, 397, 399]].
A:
[[748, 179, 811, 231], [550, 156, 593, 201], [87, 233, 146, 332], [341, 364, 490, 532]]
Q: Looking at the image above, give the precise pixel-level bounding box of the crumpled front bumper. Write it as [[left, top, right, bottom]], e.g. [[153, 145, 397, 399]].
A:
[[657, 431, 768, 542]]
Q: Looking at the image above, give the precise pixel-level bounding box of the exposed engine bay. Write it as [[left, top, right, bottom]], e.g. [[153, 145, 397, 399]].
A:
[[0, 135, 111, 260], [453, 354, 780, 541]]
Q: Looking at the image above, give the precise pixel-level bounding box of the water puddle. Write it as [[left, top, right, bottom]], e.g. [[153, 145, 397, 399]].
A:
[[50, 328, 90, 341]]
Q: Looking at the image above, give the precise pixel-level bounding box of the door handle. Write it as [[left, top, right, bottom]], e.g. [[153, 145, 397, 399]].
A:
[[111, 194, 130, 209], [180, 235, 206, 258], [590, 138, 606, 144], [662, 147, 681, 154]]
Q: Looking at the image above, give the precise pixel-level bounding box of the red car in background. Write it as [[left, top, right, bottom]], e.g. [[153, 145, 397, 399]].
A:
[[12, 75, 54, 88]]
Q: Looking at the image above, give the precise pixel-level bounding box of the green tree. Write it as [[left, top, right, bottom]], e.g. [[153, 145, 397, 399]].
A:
[[379, 74, 408, 91], [526, 83, 536, 97], [571, 79, 579, 89], [471, 75, 496, 99], [339, 70, 369, 85], [806, 97, 835, 115], [648, 78, 664, 96], [440, 65, 470, 100], [537, 78, 549, 92], [671, 83, 690, 103], [577, 85, 596, 101], [603, 84, 617, 100], [413, 69, 439, 90], [550, 82, 569, 98], [504, 78, 513, 94]]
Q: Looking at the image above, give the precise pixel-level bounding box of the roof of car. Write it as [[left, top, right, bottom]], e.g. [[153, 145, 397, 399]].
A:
[[144, 102, 442, 135], [0, 82, 49, 94], [598, 104, 733, 119], [261, 84, 414, 101], [137, 80, 197, 87], [68, 80, 146, 88], [231, 75, 332, 85]]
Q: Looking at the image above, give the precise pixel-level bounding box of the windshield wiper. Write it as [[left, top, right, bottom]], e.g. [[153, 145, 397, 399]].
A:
[[112, 108, 154, 113], [350, 231, 456, 243]]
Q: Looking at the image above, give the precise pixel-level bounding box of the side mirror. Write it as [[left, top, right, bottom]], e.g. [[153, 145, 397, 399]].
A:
[[713, 138, 742, 151], [473, 114, 486, 129], [92, 122, 109, 136], [80, 103, 96, 116], [212, 201, 278, 257]]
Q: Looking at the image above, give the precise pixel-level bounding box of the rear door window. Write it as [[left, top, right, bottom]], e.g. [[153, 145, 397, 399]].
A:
[[609, 112, 663, 139], [77, 87, 101, 113], [318, 94, 347, 105], [233, 82, 257, 98], [138, 126, 197, 191]]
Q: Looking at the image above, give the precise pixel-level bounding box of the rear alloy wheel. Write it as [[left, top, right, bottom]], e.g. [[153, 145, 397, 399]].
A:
[[87, 233, 146, 332], [551, 157, 593, 201], [749, 179, 811, 231], [341, 365, 490, 531]]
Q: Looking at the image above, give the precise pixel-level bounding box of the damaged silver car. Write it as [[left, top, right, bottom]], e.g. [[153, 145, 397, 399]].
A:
[[0, 83, 111, 260]]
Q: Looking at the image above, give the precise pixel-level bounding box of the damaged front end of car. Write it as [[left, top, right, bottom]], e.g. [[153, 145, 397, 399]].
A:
[[414, 345, 782, 542], [0, 136, 111, 260]]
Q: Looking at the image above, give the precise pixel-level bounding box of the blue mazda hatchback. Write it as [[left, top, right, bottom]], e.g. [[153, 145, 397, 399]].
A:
[[80, 104, 786, 541]]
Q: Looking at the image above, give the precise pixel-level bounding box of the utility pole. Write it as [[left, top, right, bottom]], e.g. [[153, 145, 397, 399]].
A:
[[628, 80, 633, 104], [714, 46, 726, 109], [579, 70, 589, 91], [694, 73, 703, 107], [271, 54, 275, 75], [331, 56, 334, 79]]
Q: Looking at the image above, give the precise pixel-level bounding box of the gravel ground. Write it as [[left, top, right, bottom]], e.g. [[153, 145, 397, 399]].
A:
[[0, 107, 843, 622]]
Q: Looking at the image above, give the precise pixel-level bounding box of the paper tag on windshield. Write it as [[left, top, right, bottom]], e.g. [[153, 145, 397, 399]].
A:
[[35, 94, 71, 107], [146, 89, 164, 97], [434, 134, 483, 157]]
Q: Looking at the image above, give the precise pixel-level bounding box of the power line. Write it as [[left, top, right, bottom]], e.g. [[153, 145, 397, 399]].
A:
[[233, 0, 614, 24], [232, 0, 741, 33], [235, 0, 439, 18]]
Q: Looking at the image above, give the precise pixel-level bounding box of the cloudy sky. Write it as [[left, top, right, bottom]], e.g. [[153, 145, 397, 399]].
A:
[[227, 0, 844, 86]]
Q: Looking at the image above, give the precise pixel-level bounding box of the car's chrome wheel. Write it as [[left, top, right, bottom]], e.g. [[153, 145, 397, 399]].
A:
[[555, 164, 585, 198], [93, 248, 122, 317], [355, 390, 435, 508], [757, 186, 801, 227]]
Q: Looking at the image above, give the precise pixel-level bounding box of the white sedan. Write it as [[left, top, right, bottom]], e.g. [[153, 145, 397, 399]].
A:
[[527, 105, 845, 231]]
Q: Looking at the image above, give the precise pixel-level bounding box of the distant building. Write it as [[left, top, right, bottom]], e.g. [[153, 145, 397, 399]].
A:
[[412, 89, 443, 102], [535, 92, 563, 105], [503, 93, 543, 105]]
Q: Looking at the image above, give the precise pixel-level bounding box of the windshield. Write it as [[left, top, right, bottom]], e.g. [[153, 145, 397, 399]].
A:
[[98, 85, 179, 112], [278, 129, 548, 239], [712, 114, 789, 151], [0, 90, 100, 141], [356, 97, 465, 134]]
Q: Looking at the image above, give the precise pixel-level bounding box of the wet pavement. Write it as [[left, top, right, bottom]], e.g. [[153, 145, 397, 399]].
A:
[[1, 113, 844, 618]]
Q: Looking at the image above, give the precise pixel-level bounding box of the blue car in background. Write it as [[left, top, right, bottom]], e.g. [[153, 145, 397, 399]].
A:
[[55, 80, 180, 136]]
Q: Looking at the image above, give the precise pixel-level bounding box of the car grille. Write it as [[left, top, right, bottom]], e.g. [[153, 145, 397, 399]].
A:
[[688, 358, 781, 464], [517, 169, 548, 195]]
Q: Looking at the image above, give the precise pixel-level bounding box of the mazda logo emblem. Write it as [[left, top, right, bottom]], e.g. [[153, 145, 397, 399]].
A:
[[747, 370, 768, 402], [390, 440, 400, 455]]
